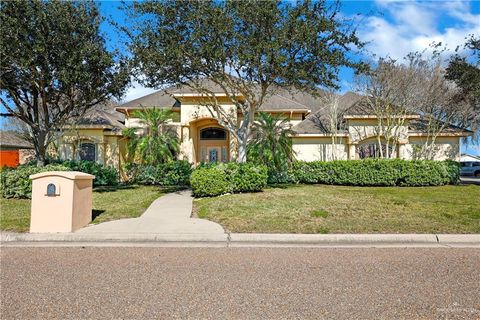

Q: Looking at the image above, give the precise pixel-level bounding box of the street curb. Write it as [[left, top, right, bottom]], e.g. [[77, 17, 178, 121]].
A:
[[229, 233, 480, 245], [0, 232, 228, 243], [2, 232, 479, 246]]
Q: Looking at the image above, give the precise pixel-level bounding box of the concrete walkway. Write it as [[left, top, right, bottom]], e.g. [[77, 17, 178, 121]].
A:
[[75, 190, 227, 242]]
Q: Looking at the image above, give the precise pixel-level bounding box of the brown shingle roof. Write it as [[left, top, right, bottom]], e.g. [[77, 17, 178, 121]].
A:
[[116, 87, 178, 110], [293, 92, 362, 134], [67, 101, 125, 131], [117, 81, 311, 112], [0, 131, 33, 148]]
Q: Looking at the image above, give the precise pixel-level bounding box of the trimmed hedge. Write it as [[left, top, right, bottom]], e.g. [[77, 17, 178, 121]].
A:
[[0, 160, 120, 199], [289, 159, 459, 187], [191, 163, 268, 197], [125, 161, 192, 186], [0, 164, 69, 199]]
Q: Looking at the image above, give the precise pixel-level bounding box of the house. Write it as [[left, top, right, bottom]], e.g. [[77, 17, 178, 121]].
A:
[[0, 131, 34, 167], [53, 82, 472, 174]]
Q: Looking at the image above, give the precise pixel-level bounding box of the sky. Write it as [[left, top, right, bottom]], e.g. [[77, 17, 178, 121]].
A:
[[2, 0, 480, 154]]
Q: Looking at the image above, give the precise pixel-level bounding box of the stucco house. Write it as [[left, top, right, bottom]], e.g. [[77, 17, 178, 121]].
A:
[[54, 82, 472, 174]]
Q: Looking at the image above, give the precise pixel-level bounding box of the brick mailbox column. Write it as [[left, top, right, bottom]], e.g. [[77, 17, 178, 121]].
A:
[[29, 171, 95, 233]]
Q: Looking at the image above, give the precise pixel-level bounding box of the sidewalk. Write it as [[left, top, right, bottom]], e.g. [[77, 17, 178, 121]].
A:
[[75, 189, 227, 242]]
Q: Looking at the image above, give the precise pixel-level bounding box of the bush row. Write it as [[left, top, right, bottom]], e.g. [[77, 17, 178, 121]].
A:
[[124, 161, 192, 186], [0, 160, 119, 199], [190, 163, 268, 197], [0, 159, 459, 199], [286, 159, 459, 187], [0, 164, 70, 199], [58, 160, 119, 187]]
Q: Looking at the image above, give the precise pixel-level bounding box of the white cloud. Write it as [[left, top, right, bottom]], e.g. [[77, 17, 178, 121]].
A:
[[121, 80, 157, 103], [360, 0, 480, 59]]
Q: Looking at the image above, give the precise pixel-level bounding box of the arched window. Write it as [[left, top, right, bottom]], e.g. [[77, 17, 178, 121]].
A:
[[79, 142, 96, 161], [200, 128, 226, 140], [357, 141, 394, 159]]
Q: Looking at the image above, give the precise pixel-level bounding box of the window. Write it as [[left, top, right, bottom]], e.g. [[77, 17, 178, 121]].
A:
[[221, 147, 228, 162], [357, 142, 394, 159], [79, 142, 96, 161], [200, 128, 226, 140]]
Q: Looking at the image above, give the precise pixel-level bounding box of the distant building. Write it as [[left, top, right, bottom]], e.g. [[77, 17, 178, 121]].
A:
[[0, 131, 34, 167]]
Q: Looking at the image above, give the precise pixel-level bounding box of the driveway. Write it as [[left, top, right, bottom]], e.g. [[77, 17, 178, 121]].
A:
[[76, 190, 226, 240]]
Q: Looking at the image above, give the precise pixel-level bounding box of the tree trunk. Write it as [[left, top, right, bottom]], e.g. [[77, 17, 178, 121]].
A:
[[236, 108, 252, 163], [237, 138, 248, 163], [35, 131, 48, 167]]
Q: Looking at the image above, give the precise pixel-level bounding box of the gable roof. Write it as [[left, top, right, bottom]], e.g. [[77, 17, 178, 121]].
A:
[[293, 91, 472, 136], [116, 87, 178, 111], [293, 92, 363, 134], [407, 118, 473, 135], [116, 81, 311, 112], [66, 101, 125, 131], [0, 131, 33, 149]]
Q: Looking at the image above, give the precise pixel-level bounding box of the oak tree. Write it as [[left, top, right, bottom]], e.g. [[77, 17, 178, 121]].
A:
[[0, 0, 129, 166], [127, 0, 365, 162]]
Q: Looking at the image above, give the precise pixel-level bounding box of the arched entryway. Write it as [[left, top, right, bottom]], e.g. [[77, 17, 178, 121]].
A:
[[356, 137, 397, 159], [198, 126, 229, 163]]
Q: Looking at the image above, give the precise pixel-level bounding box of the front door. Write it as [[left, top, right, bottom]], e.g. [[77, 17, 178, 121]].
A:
[[207, 147, 220, 163], [198, 126, 229, 163]]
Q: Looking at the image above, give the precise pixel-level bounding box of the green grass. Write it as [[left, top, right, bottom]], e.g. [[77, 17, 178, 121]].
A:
[[194, 184, 480, 234], [0, 185, 171, 233]]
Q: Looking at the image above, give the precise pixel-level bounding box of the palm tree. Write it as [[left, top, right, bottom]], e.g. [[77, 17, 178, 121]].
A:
[[248, 112, 295, 171], [123, 108, 179, 165]]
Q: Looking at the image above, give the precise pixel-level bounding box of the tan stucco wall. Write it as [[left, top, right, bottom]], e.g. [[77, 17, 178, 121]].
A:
[[19, 149, 35, 164], [293, 137, 348, 161], [180, 102, 238, 126], [55, 129, 123, 171], [404, 136, 461, 160], [347, 119, 409, 143]]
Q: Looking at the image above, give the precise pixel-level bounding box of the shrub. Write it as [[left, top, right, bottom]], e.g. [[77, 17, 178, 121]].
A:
[[59, 160, 119, 186], [0, 160, 120, 199], [223, 162, 268, 193], [190, 163, 268, 197], [190, 167, 230, 197], [125, 160, 192, 186], [290, 159, 459, 187], [0, 164, 69, 199]]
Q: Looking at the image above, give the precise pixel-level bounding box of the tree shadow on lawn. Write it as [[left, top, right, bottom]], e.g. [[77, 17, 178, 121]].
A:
[[93, 184, 135, 193], [92, 209, 105, 220], [266, 183, 301, 190], [93, 184, 189, 194]]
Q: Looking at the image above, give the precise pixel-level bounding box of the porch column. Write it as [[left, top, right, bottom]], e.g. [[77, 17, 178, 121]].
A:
[[97, 142, 106, 165], [348, 144, 356, 160], [398, 143, 407, 160]]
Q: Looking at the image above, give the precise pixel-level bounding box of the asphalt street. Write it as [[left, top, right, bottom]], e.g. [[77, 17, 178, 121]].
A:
[[1, 247, 479, 319]]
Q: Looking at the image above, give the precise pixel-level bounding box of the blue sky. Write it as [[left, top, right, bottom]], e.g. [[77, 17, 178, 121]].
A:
[[2, 0, 480, 154]]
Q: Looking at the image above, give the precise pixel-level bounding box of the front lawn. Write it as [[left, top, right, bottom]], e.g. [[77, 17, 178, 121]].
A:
[[0, 185, 171, 233], [194, 184, 480, 234]]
